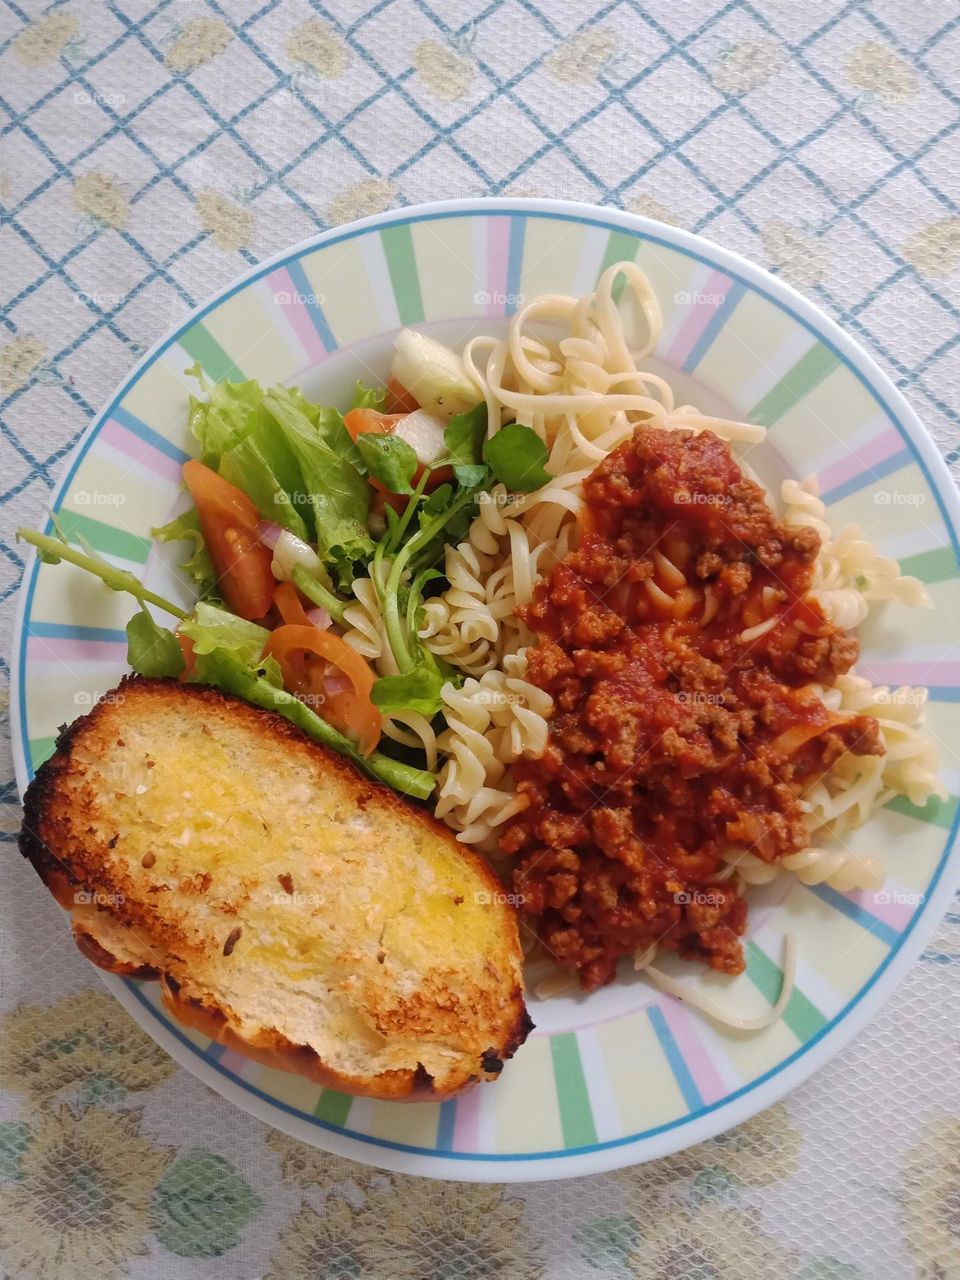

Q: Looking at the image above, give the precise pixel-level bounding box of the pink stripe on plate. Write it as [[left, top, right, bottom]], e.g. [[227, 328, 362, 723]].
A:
[[217, 1049, 253, 1077], [99, 419, 183, 483], [658, 998, 728, 1104], [857, 660, 960, 688], [27, 637, 128, 665], [661, 270, 731, 367], [843, 888, 916, 932], [815, 427, 904, 495], [268, 266, 329, 363], [451, 1084, 483, 1152], [486, 217, 511, 318]]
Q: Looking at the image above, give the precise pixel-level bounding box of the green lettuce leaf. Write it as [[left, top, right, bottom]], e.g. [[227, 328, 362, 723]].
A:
[[262, 387, 373, 586], [126, 606, 185, 678], [152, 509, 218, 599]]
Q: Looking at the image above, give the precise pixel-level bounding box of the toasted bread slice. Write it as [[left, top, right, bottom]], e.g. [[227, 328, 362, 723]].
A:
[[20, 677, 530, 1099]]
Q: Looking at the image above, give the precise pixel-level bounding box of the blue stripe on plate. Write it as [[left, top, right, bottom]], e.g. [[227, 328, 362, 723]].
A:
[[809, 883, 900, 948], [683, 280, 747, 373], [111, 405, 190, 465], [647, 1005, 704, 1111]]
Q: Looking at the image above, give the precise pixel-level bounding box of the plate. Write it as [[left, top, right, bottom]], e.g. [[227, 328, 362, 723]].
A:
[[11, 198, 960, 1181]]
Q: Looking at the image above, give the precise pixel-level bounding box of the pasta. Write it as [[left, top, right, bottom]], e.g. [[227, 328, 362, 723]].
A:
[[340, 259, 942, 1016]]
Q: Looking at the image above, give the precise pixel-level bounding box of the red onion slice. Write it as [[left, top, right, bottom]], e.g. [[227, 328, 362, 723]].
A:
[[306, 606, 332, 630], [256, 520, 282, 550]]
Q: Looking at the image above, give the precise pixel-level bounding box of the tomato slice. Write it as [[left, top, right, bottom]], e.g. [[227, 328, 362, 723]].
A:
[[384, 376, 420, 415], [343, 407, 405, 445], [344, 407, 453, 495], [182, 460, 275, 621], [273, 581, 313, 627], [264, 623, 381, 757]]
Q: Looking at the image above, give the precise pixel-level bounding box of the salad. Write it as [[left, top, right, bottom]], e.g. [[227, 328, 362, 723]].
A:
[[18, 330, 552, 802]]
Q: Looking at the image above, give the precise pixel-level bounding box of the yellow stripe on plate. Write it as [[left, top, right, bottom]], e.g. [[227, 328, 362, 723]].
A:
[[201, 288, 302, 386], [597, 1010, 688, 1133], [492, 1034, 564, 1153]]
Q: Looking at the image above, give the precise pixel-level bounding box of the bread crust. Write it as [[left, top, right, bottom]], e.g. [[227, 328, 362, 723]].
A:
[[19, 676, 532, 1100]]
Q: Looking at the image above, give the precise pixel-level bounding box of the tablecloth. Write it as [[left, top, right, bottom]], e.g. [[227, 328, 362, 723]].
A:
[[2, 2, 960, 1277]]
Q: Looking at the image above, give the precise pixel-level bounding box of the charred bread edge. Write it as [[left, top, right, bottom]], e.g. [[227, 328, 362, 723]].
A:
[[19, 675, 533, 1100]]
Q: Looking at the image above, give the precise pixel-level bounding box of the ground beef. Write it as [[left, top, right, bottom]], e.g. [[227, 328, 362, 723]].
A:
[[502, 426, 883, 991]]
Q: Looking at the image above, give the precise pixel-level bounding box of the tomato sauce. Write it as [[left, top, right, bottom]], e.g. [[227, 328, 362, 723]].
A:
[[501, 427, 882, 990]]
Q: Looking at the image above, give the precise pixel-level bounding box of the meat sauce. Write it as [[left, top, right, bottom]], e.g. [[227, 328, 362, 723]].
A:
[[501, 427, 882, 990]]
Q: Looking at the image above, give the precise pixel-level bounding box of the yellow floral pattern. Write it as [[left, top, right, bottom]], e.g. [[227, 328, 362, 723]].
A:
[[265, 1126, 390, 1192], [265, 1182, 544, 1279], [13, 12, 79, 68], [166, 19, 233, 74], [847, 42, 917, 104], [714, 40, 784, 94], [326, 177, 396, 226], [72, 172, 129, 229], [904, 218, 960, 278], [763, 218, 827, 288], [414, 40, 474, 101], [546, 29, 615, 84], [628, 1202, 794, 1279], [196, 190, 255, 251], [0, 989, 177, 1107], [1, 335, 45, 395], [285, 19, 349, 77], [903, 1115, 960, 1279], [0, 1107, 172, 1280]]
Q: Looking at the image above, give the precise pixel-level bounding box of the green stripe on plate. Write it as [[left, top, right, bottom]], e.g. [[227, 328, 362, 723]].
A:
[[746, 941, 827, 1042], [897, 546, 957, 585], [381, 225, 424, 326], [750, 343, 840, 427], [599, 229, 641, 301], [885, 792, 958, 831], [178, 323, 246, 383], [29, 736, 57, 770], [549, 1032, 597, 1147], [56, 510, 152, 564], [313, 1088, 352, 1126]]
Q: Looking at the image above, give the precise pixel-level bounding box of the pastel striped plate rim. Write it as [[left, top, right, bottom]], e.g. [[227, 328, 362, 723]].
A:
[[10, 199, 960, 1182]]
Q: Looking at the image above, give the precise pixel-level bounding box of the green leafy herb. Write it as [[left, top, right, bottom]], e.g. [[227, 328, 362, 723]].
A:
[[355, 432, 418, 495], [483, 422, 550, 492], [351, 381, 387, 411], [126, 606, 185, 678], [152, 509, 218, 598], [17, 528, 188, 619]]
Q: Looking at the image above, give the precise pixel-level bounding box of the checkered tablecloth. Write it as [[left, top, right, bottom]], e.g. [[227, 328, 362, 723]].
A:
[[3, 3, 960, 1278]]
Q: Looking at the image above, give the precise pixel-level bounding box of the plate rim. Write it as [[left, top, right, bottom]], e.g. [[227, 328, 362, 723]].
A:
[[10, 196, 960, 1182]]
